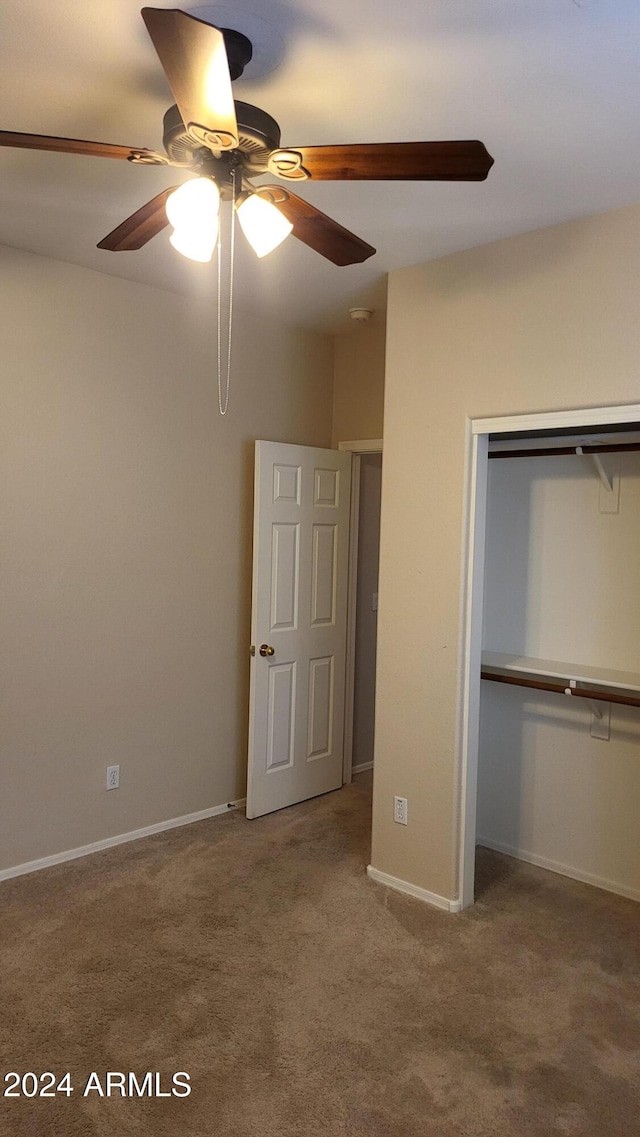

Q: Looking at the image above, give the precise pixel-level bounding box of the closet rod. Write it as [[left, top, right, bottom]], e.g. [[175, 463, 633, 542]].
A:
[[489, 441, 640, 460], [481, 670, 640, 708]]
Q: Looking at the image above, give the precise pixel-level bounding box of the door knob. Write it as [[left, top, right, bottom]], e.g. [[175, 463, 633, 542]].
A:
[[259, 644, 275, 657]]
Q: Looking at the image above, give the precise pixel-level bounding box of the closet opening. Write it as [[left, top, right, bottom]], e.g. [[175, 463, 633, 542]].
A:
[[458, 404, 640, 910]]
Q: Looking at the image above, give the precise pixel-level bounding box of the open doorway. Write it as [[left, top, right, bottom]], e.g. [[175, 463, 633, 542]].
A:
[[352, 453, 382, 773], [247, 438, 381, 821], [339, 440, 383, 784]]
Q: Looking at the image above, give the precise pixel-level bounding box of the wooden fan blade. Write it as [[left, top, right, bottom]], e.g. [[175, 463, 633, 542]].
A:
[[257, 187, 375, 266], [0, 129, 166, 164], [97, 188, 179, 251], [142, 8, 238, 151], [269, 140, 494, 182]]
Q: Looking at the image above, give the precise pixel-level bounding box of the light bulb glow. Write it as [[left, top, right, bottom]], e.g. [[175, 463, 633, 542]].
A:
[[169, 227, 218, 263], [166, 178, 220, 263], [237, 193, 293, 258]]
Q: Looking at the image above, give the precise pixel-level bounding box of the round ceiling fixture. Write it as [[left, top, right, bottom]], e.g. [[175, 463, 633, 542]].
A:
[[350, 307, 374, 323]]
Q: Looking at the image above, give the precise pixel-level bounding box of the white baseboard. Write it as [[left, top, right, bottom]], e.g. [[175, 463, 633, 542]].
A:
[[477, 836, 640, 904], [352, 761, 374, 774], [0, 797, 247, 884], [367, 864, 461, 913]]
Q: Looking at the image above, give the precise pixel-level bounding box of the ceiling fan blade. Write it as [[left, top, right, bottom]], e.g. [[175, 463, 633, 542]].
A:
[[268, 140, 494, 182], [141, 8, 238, 152], [257, 187, 375, 266], [0, 129, 166, 164], [97, 188, 179, 251]]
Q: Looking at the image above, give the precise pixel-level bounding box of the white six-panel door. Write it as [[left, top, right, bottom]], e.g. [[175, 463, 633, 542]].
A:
[[246, 441, 352, 819]]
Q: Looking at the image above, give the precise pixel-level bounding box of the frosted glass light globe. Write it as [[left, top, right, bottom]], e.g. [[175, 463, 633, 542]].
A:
[[237, 193, 293, 257], [166, 178, 220, 262]]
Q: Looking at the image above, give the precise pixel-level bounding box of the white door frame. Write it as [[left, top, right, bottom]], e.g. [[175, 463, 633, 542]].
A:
[[458, 402, 640, 910], [338, 439, 384, 783]]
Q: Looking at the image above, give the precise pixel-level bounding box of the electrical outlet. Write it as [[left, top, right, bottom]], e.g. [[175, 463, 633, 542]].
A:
[[106, 765, 120, 790], [393, 795, 408, 825]]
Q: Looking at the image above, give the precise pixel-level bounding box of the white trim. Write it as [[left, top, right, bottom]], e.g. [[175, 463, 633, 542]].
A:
[[338, 438, 383, 453], [352, 761, 374, 774], [460, 400, 640, 910], [367, 864, 462, 912], [456, 427, 488, 909], [0, 798, 247, 883], [477, 838, 640, 905], [472, 403, 640, 436]]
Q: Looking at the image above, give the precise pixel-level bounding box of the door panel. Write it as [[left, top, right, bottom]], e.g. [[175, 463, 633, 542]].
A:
[[247, 441, 352, 819], [311, 524, 337, 625], [271, 523, 299, 630], [266, 663, 296, 770], [307, 655, 334, 759]]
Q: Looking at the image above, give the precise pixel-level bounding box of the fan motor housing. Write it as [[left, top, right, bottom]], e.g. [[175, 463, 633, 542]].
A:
[[162, 101, 281, 172]]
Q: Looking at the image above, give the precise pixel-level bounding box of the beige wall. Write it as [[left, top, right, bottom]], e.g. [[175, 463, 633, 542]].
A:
[[332, 325, 386, 447], [372, 201, 640, 901], [1, 245, 333, 872]]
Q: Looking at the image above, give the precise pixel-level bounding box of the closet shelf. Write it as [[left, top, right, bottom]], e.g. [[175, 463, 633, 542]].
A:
[[481, 652, 640, 708], [488, 441, 640, 460]]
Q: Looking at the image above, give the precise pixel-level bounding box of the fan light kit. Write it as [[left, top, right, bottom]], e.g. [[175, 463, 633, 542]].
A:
[[163, 176, 293, 262], [0, 6, 494, 408]]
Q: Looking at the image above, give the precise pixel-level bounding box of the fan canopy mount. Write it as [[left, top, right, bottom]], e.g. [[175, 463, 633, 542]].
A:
[[218, 27, 252, 79]]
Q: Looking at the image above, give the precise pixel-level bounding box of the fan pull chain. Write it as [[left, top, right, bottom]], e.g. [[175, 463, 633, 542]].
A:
[[217, 169, 236, 416]]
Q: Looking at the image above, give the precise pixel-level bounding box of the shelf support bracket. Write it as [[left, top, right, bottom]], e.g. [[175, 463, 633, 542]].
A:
[[590, 701, 611, 740], [591, 453, 613, 494], [562, 679, 609, 737], [575, 445, 612, 492], [576, 446, 619, 512]]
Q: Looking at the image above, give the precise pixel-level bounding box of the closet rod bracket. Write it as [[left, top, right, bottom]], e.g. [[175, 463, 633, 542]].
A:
[[563, 678, 605, 719]]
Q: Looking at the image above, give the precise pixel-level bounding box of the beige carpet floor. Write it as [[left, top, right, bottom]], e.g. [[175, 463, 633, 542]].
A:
[[1, 773, 639, 1137]]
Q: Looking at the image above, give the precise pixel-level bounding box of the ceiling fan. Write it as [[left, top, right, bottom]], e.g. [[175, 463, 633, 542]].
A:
[[0, 7, 495, 267]]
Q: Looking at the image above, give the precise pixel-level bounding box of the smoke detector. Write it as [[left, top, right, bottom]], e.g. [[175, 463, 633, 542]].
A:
[[349, 307, 373, 323]]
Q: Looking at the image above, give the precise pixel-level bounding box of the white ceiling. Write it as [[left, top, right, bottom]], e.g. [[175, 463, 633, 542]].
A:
[[2, 0, 640, 332]]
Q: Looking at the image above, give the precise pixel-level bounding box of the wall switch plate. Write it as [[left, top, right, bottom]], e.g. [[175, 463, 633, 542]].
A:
[[106, 764, 120, 790], [393, 796, 408, 825]]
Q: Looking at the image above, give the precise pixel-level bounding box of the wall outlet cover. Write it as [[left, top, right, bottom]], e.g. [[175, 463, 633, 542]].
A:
[[106, 765, 120, 790], [393, 795, 408, 825]]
